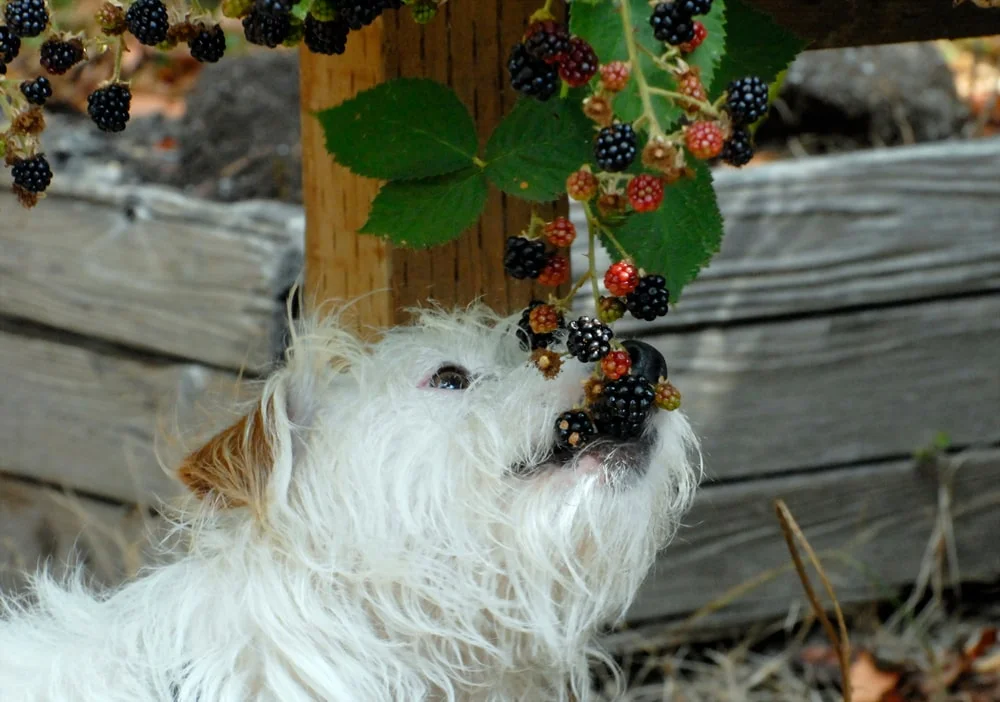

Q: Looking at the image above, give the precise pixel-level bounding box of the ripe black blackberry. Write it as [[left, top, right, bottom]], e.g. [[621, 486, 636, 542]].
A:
[[555, 410, 596, 451], [87, 83, 132, 133], [5, 0, 48, 38], [125, 0, 169, 45], [720, 126, 754, 167], [625, 275, 670, 321], [649, 1, 695, 46], [677, 0, 712, 15], [19, 76, 52, 105], [242, 7, 291, 47], [256, 0, 292, 14], [11, 154, 53, 194], [39, 37, 84, 75], [507, 42, 558, 102], [503, 236, 547, 280], [523, 20, 569, 64], [566, 316, 613, 364], [303, 14, 349, 55], [517, 301, 563, 351], [1, 25, 21, 66], [188, 23, 226, 62], [333, 0, 383, 30], [594, 123, 637, 172], [592, 375, 656, 439], [724, 75, 770, 125]]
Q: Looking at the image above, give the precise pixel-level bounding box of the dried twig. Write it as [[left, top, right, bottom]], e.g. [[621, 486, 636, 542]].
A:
[[774, 499, 853, 702]]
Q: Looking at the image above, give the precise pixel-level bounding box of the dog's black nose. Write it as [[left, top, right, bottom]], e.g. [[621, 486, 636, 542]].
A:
[[621, 340, 668, 384]]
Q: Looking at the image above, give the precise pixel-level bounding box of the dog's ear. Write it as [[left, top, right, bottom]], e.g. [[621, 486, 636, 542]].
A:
[[177, 399, 274, 509]]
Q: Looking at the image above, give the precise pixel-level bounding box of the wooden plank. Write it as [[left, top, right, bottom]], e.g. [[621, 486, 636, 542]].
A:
[[0, 323, 243, 504], [619, 448, 1000, 633], [654, 295, 1000, 480], [572, 138, 1000, 331], [0, 476, 158, 594], [0, 169, 304, 371], [746, 0, 1000, 49]]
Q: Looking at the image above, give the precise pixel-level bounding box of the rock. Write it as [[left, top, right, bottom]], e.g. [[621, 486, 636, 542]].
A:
[[760, 44, 971, 150]]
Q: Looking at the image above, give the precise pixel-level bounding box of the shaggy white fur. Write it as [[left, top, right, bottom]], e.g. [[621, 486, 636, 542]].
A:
[[0, 304, 700, 702]]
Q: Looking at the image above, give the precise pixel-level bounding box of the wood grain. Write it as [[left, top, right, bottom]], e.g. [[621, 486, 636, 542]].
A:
[[616, 449, 1000, 634], [0, 172, 303, 372], [0, 324, 245, 504], [746, 0, 1000, 49], [654, 295, 1000, 480], [571, 138, 1000, 331]]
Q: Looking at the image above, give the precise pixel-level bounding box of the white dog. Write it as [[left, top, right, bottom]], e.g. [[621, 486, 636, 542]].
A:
[[0, 304, 699, 702]]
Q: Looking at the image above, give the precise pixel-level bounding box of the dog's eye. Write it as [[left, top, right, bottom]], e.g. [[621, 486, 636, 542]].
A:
[[428, 365, 472, 390]]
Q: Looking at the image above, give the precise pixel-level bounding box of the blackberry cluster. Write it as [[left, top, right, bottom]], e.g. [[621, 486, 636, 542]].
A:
[[11, 154, 52, 194], [517, 301, 564, 351], [188, 23, 226, 63], [87, 83, 132, 133], [558, 36, 598, 88], [566, 317, 613, 364], [39, 38, 84, 75], [555, 410, 596, 451], [125, 0, 170, 46], [4, 0, 48, 38], [592, 376, 656, 439], [649, 2, 695, 46], [242, 8, 291, 47], [523, 20, 569, 64], [503, 236, 547, 280], [507, 42, 559, 102], [257, 0, 293, 14], [333, 0, 385, 30], [720, 126, 754, 167], [724, 75, 769, 125], [625, 275, 670, 321], [678, 0, 713, 14], [0, 26, 20, 71], [304, 14, 350, 55], [594, 123, 637, 172], [20, 76, 51, 105]]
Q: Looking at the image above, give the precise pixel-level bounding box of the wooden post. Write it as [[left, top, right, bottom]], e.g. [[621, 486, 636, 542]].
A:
[[299, 2, 566, 331]]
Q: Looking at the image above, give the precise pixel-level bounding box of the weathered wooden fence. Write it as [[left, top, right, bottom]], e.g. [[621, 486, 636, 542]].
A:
[[1, 138, 998, 633]]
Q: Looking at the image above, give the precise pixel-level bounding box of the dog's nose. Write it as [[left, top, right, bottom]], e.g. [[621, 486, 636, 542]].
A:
[[621, 340, 668, 384]]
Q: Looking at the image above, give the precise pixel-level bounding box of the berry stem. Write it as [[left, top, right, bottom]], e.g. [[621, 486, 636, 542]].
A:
[[557, 269, 592, 307], [647, 87, 721, 118], [618, 0, 663, 138], [472, 155, 487, 168], [584, 202, 631, 261], [587, 215, 601, 309], [111, 36, 126, 82]]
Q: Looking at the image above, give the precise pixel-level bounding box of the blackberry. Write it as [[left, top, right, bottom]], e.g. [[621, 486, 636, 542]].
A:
[[677, 0, 712, 15], [242, 7, 291, 47], [332, 0, 383, 30], [87, 82, 132, 133], [256, 0, 292, 14], [188, 23, 226, 62], [523, 20, 569, 64], [594, 123, 637, 172], [11, 154, 53, 194], [558, 36, 598, 88], [555, 410, 596, 451], [19, 76, 52, 105], [566, 316, 613, 364], [39, 37, 84, 75], [503, 236, 547, 280], [303, 14, 349, 55], [625, 275, 670, 321], [724, 75, 770, 125], [592, 376, 656, 439], [0, 25, 21, 65], [507, 42, 558, 102], [649, 2, 695, 46], [517, 301, 563, 351], [125, 0, 169, 46], [4, 0, 48, 37], [720, 126, 754, 167], [379, 0, 403, 8]]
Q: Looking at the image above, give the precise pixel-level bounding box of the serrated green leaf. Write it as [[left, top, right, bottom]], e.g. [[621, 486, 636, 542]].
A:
[[712, 0, 806, 100], [359, 168, 488, 249], [291, 0, 312, 21], [483, 94, 594, 202], [572, 0, 726, 129], [599, 162, 723, 302], [316, 78, 479, 181]]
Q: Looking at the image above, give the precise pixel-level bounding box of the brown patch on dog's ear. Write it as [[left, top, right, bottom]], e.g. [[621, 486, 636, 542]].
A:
[[177, 400, 274, 509]]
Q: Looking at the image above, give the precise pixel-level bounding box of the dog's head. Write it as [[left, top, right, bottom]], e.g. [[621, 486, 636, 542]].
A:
[[178, 303, 699, 673]]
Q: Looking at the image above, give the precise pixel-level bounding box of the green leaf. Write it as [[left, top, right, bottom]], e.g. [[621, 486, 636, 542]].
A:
[[571, 0, 727, 128], [291, 0, 312, 20], [359, 168, 489, 248], [483, 93, 594, 202], [712, 0, 806, 100], [599, 162, 723, 302], [316, 78, 479, 181]]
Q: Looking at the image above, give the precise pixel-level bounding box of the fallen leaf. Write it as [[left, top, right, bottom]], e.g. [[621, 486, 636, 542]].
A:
[[850, 650, 901, 702]]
